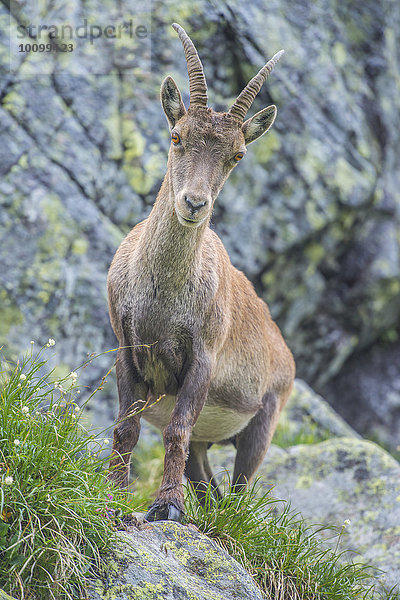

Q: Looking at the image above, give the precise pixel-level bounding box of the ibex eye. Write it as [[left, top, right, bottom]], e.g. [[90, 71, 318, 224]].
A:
[[171, 132, 181, 145], [234, 152, 244, 162]]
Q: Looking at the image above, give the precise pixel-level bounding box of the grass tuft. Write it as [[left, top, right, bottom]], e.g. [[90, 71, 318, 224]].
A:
[[0, 344, 136, 600]]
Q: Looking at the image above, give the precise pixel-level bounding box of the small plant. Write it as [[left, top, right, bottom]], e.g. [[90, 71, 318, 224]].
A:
[[0, 343, 137, 600], [184, 478, 398, 600]]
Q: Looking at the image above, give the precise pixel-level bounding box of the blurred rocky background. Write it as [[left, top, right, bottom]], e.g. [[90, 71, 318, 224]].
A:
[[1, 0, 399, 456]]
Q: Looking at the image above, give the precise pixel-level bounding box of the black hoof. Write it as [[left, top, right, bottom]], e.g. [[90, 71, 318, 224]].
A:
[[145, 502, 184, 523]]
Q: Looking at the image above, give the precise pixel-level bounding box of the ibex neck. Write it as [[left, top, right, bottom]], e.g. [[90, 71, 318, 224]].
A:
[[139, 172, 207, 287]]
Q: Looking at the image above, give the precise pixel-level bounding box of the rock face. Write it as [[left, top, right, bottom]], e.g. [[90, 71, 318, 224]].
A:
[[88, 521, 264, 600], [321, 340, 400, 451], [1, 1, 400, 440]]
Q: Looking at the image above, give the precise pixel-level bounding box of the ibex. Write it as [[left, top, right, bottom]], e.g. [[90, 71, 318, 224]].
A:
[[108, 23, 295, 522]]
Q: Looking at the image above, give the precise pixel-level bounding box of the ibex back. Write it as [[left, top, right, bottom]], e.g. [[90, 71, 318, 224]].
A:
[[108, 23, 295, 522]]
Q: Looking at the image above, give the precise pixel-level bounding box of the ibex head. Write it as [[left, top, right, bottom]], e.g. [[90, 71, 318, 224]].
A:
[[160, 23, 284, 228]]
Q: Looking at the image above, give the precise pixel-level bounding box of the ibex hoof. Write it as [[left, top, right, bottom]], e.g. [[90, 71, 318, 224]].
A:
[[145, 502, 184, 523]]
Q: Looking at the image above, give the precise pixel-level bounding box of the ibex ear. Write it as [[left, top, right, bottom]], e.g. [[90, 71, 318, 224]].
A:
[[161, 76, 186, 129], [242, 105, 277, 145]]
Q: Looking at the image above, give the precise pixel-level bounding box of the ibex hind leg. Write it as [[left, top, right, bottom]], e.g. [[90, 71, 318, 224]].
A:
[[232, 391, 283, 492], [108, 346, 147, 488], [185, 441, 222, 504]]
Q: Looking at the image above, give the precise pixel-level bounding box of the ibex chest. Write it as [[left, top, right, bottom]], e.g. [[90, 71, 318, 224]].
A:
[[127, 279, 196, 337], [122, 284, 197, 394], [121, 261, 211, 341]]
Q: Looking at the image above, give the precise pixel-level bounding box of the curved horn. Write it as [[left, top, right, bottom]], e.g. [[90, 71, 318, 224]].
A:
[[172, 23, 208, 108], [229, 50, 284, 121]]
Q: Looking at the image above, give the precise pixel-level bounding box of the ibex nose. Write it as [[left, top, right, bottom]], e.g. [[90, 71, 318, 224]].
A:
[[185, 195, 207, 213]]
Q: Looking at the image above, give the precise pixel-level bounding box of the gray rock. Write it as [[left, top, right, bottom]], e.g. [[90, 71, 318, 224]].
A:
[[88, 521, 264, 600], [210, 438, 400, 590], [278, 379, 360, 444]]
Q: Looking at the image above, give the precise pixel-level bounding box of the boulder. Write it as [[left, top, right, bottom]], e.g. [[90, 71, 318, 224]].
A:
[[88, 521, 264, 600], [210, 437, 400, 590]]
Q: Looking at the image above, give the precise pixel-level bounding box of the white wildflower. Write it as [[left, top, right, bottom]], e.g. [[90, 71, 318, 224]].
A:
[[21, 406, 29, 414], [69, 371, 78, 380], [20, 373, 27, 381], [46, 338, 56, 347], [343, 519, 351, 528], [4, 475, 14, 486], [103, 439, 110, 446], [74, 406, 80, 413], [30, 340, 34, 345], [71, 414, 77, 419], [14, 439, 20, 446]]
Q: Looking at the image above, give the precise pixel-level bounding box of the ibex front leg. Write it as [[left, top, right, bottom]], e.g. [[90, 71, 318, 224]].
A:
[[145, 354, 211, 522]]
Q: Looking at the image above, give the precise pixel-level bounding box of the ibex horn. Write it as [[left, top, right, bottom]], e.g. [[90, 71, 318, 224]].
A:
[[229, 50, 284, 121], [172, 23, 208, 108]]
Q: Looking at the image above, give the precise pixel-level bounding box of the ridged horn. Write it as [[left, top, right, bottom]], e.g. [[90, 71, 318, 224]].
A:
[[229, 50, 284, 121], [172, 23, 208, 108]]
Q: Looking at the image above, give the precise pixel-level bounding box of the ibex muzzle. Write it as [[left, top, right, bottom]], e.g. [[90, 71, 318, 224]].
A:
[[107, 23, 295, 522]]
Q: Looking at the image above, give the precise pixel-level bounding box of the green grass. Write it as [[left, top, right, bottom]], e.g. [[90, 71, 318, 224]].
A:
[[0, 343, 138, 600]]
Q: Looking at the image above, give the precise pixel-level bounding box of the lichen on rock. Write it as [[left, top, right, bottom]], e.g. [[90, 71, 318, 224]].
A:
[[88, 521, 264, 600]]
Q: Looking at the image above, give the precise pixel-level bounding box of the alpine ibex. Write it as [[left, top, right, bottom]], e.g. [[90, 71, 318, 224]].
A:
[[108, 23, 295, 521]]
